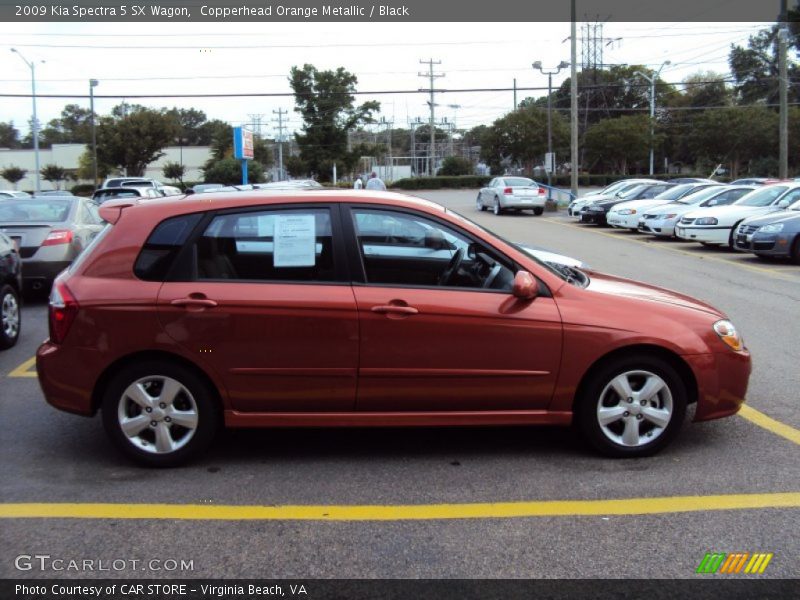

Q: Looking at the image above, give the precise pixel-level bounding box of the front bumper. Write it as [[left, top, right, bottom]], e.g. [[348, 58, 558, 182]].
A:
[[580, 211, 607, 224], [733, 231, 793, 257], [639, 216, 679, 237], [675, 226, 730, 244], [606, 213, 639, 229], [684, 350, 752, 421]]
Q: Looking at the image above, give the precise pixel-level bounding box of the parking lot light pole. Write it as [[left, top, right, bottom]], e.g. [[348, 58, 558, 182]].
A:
[[635, 61, 670, 176], [89, 79, 99, 188], [533, 61, 569, 189], [11, 48, 44, 194]]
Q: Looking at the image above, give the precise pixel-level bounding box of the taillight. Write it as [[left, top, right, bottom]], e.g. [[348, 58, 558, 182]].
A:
[[48, 280, 79, 344], [42, 229, 74, 246], [503, 187, 513, 195], [538, 187, 546, 195]]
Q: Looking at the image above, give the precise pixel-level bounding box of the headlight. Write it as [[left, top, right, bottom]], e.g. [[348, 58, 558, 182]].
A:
[[695, 217, 719, 225], [713, 320, 744, 352], [760, 223, 784, 233], [619, 209, 636, 215]]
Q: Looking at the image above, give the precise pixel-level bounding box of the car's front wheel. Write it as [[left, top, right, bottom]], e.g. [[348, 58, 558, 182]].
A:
[[0, 284, 20, 349], [791, 235, 800, 265], [101, 361, 220, 467], [576, 355, 687, 457]]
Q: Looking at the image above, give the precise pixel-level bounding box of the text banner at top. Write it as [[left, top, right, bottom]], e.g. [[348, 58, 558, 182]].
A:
[[0, 0, 786, 22]]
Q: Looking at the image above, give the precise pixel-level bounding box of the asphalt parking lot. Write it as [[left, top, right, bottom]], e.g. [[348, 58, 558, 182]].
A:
[[0, 189, 798, 580]]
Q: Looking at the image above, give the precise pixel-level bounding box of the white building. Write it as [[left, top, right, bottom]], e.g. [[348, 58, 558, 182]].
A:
[[0, 144, 212, 191]]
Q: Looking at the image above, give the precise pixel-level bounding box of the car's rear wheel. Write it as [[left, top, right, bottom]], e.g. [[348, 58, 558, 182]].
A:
[[476, 194, 486, 211], [0, 284, 20, 349], [102, 361, 219, 467], [533, 207, 544, 216], [493, 196, 503, 216], [576, 355, 687, 457]]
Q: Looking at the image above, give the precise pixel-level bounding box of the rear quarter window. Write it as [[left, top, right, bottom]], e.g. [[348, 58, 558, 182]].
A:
[[134, 213, 204, 281]]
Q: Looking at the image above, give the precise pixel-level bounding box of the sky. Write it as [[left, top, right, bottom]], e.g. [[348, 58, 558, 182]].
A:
[[0, 21, 770, 142]]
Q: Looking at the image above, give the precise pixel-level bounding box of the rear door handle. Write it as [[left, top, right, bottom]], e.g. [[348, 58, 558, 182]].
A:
[[371, 305, 418, 315]]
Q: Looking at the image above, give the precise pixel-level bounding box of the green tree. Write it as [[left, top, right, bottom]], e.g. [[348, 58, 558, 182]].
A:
[[284, 155, 309, 178], [40, 164, 67, 189], [76, 149, 113, 183], [687, 107, 777, 179], [289, 64, 380, 180], [0, 122, 20, 148], [40, 104, 94, 148], [166, 107, 209, 146], [584, 115, 652, 174], [438, 156, 474, 176], [1, 166, 27, 189], [729, 22, 800, 105], [480, 105, 568, 173], [202, 157, 266, 185], [162, 161, 186, 186], [96, 104, 178, 176]]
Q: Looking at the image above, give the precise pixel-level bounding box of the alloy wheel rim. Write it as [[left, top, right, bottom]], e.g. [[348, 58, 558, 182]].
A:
[[596, 370, 673, 447], [2, 292, 19, 339], [117, 375, 199, 454]]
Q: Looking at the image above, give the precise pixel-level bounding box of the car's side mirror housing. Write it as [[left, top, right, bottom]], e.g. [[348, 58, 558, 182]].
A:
[[512, 270, 538, 300], [777, 199, 791, 208]]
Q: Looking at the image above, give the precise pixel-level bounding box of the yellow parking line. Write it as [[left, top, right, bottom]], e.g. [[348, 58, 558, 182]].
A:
[[1, 493, 798, 521], [7, 356, 37, 378], [541, 217, 798, 281], [739, 405, 800, 446]]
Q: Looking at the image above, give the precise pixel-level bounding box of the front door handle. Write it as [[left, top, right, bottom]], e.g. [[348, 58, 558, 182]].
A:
[[371, 304, 418, 315], [171, 296, 218, 308]]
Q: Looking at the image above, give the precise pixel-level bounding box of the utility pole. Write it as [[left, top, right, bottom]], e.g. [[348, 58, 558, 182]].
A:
[[513, 78, 517, 110], [635, 61, 670, 176], [570, 1, 578, 198], [533, 61, 569, 189], [272, 108, 287, 181], [409, 117, 423, 176], [419, 59, 443, 176], [11, 48, 43, 193], [779, 0, 789, 179], [89, 79, 99, 188], [379, 117, 394, 182]]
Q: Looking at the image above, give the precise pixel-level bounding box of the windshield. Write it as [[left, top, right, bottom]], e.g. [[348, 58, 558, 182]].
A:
[[735, 186, 790, 207], [0, 199, 73, 222], [655, 183, 709, 201], [677, 186, 731, 205], [618, 184, 649, 199]]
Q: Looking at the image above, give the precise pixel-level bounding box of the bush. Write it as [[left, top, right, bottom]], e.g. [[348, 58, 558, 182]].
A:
[[438, 156, 474, 176], [71, 183, 96, 197], [390, 175, 492, 190]]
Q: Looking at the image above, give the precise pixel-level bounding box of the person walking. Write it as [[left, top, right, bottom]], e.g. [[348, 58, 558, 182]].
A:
[[365, 172, 386, 191], [354, 176, 363, 189]]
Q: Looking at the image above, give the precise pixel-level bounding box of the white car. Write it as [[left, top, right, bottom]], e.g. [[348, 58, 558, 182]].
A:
[[606, 183, 720, 230], [477, 176, 547, 216], [638, 185, 755, 238], [567, 179, 659, 218], [676, 183, 800, 247], [0, 190, 31, 199]]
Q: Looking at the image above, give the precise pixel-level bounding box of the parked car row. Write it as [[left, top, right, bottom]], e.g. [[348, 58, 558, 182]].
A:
[[571, 179, 800, 264]]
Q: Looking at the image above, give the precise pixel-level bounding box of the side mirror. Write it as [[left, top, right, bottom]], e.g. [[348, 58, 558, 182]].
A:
[[512, 270, 538, 300], [707, 199, 717, 206], [777, 199, 791, 208], [424, 229, 448, 250]]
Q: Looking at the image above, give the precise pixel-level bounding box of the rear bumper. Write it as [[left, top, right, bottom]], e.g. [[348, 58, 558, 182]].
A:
[[500, 196, 546, 209], [684, 350, 752, 422], [21, 260, 71, 285], [37, 341, 97, 416]]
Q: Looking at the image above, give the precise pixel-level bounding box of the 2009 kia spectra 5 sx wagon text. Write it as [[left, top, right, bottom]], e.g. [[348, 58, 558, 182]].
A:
[[36, 191, 751, 466]]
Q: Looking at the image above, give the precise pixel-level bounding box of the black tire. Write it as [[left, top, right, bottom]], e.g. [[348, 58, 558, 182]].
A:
[[728, 222, 743, 249], [0, 284, 21, 350], [576, 354, 687, 458], [791, 236, 800, 265], [101, 361, 220, 467], [493, 196, 503, 216], [533, 207, 544, 216], [476, 194, 486, 211]]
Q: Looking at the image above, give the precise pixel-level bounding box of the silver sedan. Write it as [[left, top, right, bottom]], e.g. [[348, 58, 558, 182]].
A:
[[477, 177, 547, 216]]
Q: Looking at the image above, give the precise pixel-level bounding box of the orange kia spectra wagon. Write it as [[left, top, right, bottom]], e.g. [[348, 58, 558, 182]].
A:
[[37, 191, 751, 466]]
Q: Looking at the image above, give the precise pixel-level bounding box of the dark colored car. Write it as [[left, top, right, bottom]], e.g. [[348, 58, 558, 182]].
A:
[[0, 197, 106, 293], [0, 231, 22, 349], [37, 191, 751, 466], [733, 198, 800, 263], [580, 183, 676, 225]]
